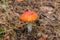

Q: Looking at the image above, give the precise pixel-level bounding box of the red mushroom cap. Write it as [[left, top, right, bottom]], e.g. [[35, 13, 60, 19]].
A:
[[20, 11, 38, 22]]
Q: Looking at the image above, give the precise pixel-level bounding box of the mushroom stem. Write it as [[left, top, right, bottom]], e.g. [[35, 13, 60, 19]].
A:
[[27, 23, 32, 33]]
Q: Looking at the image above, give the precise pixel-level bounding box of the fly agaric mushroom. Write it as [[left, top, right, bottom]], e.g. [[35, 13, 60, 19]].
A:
[[20, 10, 38, 32]]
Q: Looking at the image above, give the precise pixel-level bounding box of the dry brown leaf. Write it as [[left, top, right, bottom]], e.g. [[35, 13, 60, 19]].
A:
[[38, 34, 48, 40], [16, 0, 26, 2], [4, 33, 10, 40]]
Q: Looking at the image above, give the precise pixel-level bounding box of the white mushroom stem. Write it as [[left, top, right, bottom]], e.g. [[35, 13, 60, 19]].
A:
[[27, 23, 32, 33]]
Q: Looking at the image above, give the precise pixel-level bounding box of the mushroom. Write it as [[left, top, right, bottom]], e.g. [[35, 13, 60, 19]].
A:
[[20, 10, 38, 32]]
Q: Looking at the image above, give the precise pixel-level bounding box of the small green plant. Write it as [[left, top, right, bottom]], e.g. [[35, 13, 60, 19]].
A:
[[0, 29, 5, 38]]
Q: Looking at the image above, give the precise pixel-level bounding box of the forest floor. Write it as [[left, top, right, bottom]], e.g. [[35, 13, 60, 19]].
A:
[[0, 0, 60, 40]]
